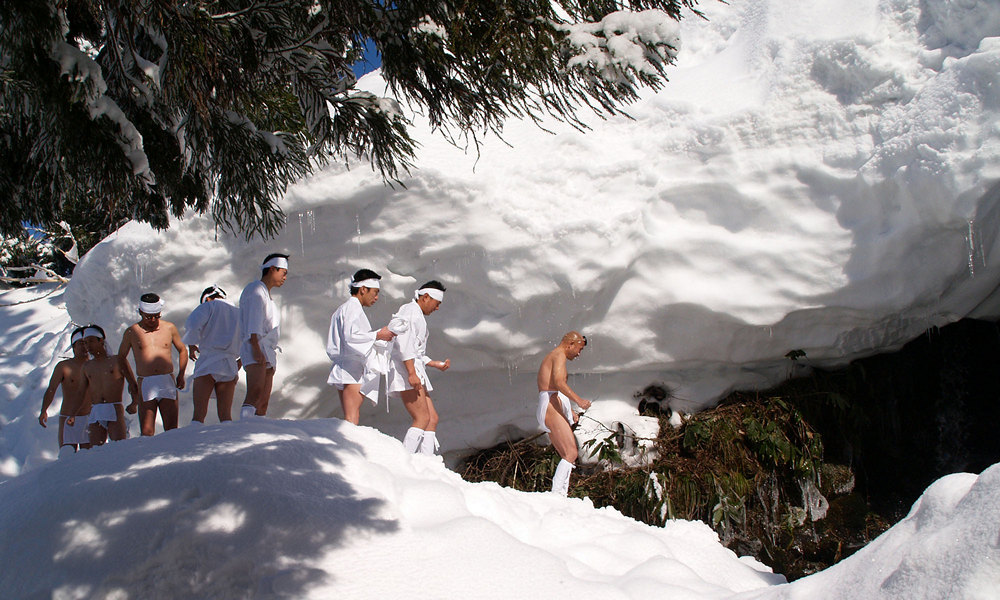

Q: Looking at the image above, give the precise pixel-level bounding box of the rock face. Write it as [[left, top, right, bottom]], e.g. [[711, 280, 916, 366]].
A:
[[66, 0, 1000, 451]]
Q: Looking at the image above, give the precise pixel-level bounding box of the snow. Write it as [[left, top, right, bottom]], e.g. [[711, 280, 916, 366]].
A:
[[3, 0, 1000, 595]]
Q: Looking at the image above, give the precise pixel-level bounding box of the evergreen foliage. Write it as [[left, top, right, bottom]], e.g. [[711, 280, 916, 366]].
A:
[[1, 0, 700, 240]]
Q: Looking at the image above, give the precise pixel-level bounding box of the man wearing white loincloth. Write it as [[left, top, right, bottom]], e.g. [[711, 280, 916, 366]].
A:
[[239, 253, 288, 418], [183, 285, 241, 423], [537, 331, 592, 496], [119, 293, 188, 435], [39, 326, 91, 455], [327, 269, 396, 425], [67, 325, 135, 444], [387, 281, 451, 455]]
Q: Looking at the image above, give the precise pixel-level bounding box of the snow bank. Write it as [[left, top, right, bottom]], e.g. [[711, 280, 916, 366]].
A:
[[741, 463, 1000, 600], [56, 0, 1000, 457], [0, 418, 783, 599]]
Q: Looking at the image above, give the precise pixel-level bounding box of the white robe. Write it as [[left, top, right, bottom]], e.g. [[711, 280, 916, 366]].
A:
[[387, 301, 433, 395], [183, 300, 240, 381], [326, 296, 382, 402], [238, 280, 280, 368]]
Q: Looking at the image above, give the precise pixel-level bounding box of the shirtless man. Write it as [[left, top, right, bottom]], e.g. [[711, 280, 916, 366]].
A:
[[387, 281, 451, 455], [537, 331, 592, 496], [39, 326, 91, 455], [67, 325, 135, 444], [183, 285, 240, 423], [327, 269, 395, 424], [119, 293, 188, 435], [239, 253, 288, 418]]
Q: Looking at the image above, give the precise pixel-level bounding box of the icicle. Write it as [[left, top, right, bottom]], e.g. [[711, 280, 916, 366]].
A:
[[298, 213, 305, 257], [967, 218, 977, 278], [356, 214, 362, 256]]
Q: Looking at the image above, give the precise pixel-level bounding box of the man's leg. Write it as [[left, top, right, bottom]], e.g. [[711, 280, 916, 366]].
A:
[[138, 400, 158, 436], [258, 368, 275, 415], [158, 397, 179, 430], [192, 375, 214, 423], [339, 384, 364, 425], [401, 388, 429, 452], [417, 395, 440, 455], [215, 378, 237, 422], [108, 405, 128, 441], [545, 402, 578, 496], [242, 363, 266, 417], [89, 422, 108, 446]]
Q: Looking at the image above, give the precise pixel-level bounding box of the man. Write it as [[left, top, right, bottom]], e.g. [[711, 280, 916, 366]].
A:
[[327, 269, 396, 424], [239, 253, 288, 418], [119, 293, 188, 435], [387, 281, 451, 455], [39, 326, 91, 455], [183, 285, 241, 423], [67, 325, 135, 444], [537, 331, 592, 496]]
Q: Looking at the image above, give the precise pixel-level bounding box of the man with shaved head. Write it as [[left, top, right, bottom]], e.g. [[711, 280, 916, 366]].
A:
[[537, 331, 592, 496]]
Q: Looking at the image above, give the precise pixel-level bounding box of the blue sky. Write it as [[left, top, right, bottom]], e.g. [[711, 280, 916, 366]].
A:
[[352, 39, 382, 78]]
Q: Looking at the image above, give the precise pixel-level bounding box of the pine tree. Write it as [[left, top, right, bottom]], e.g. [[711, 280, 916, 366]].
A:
[[1, 0, 700, 240]]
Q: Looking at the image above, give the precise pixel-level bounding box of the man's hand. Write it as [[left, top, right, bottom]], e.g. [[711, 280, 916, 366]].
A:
[[431, 359, 451, 372], [66, 416, 75, 427], [252, 344, 265, 365], [39, 412, 47, 428], [408, 372, 423, 391], [176, 373, 185, 390], [188, 345, 199, 361], [126, 401, 138, 415], [376, 326, 395, 342], [577, 398, 592, 411]]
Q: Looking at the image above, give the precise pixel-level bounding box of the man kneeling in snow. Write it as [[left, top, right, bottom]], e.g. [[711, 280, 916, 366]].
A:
[[537, 332, 592, 496]]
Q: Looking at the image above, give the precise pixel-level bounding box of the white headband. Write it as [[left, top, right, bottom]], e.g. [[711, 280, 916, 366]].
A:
[[351, 278, 380, 290], [83, 327, 104, 340], [415, 288, 444, 302], [71, 331, 85, 345], [262, 256, 288, 270], [138, 298, 164, 314], [201, 285, 226, 303]]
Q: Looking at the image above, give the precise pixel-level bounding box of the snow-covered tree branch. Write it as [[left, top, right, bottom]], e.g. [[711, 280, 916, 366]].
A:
[[1, 0, 702, 240]]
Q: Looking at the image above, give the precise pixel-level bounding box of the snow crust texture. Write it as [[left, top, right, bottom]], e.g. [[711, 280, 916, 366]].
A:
[[52, 0, 1000, 452]]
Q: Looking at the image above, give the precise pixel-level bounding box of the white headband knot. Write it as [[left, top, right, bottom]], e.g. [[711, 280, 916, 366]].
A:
[[138, 298, 164, 314], [415, 288, 444, 302], [83, 327, 104, 340], [262, 256, 288, 270], [351, 278, 380, 290]]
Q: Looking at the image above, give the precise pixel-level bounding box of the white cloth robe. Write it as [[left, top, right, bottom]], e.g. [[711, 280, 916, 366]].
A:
[[387, 300, 433, 394], [182, 300, 241, 380], [238, 280, 280, 367], [326, 296, 383, 402]]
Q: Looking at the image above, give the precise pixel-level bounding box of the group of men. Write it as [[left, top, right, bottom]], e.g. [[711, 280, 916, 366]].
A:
[[40, 253, 594, 495]]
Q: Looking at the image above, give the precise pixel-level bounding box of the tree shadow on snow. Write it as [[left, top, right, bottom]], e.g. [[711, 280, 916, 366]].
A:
[[0, 420, 398, 599]]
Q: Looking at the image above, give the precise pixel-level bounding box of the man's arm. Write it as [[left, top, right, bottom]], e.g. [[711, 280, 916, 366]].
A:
[[552, 356, 591, 411], [171, 323, 188, 390], [39, 364, 64, 427], [66, 368, 90, 426], [117, 328, 140, 396], [121, 357, 141, 413]]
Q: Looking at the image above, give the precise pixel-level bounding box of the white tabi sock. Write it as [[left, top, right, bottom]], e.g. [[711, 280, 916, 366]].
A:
[[418, 431, 438, 455], [403, 427, 425, 453], [240, 405, 256, 419], [552, 458, 576, 496]]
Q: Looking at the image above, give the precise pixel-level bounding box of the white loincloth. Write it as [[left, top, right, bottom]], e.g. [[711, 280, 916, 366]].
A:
[[140, 374, 178, 403], [89, 402, 122, 426], [61, 415, 90, 445], [537, 391, 574, 433], [386, 359, 432, 396], [192, 350, 239, 382]]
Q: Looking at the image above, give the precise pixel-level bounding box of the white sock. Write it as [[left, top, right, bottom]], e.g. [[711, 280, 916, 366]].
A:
[[403, 427, 425, 453], [552, 458, 576, 496], [240, 405, 256, 419], [418, 431, 438, 455]]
